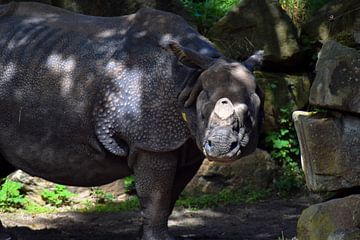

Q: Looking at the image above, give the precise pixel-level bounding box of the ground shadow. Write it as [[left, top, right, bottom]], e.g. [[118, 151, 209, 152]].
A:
[[2, 198, 309, 240]]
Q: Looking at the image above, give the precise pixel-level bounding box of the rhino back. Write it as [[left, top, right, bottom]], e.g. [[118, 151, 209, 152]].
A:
[[0, 3, 217, 183]]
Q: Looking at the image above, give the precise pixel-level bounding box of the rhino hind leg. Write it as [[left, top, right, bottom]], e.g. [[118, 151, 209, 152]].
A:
[[0, 155, 16, 179], [0, 223, 15, 240], [0, 155, 17, 240]]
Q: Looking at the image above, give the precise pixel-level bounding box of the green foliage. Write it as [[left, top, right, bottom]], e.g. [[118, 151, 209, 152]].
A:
[[90, 188, 115, 204], [176, 187, 270, 210], [83, 196, 140, 213], [0, 179, 27, 211], [181, 0, 330, 32], [123, 175, 136, 194], [279, 0, 330, 27], [84, 186, 269, 213], [24, 201, 54, 214], [181, 0, 240, 34], [41, 184, 75, 207], [264, 104, 304, 197]]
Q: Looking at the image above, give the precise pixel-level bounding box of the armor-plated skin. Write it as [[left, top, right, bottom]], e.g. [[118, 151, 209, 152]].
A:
[[0, 2, 263, 240]]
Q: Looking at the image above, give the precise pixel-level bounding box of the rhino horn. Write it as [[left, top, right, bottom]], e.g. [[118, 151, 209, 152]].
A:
[[213, 98, 235, 120]]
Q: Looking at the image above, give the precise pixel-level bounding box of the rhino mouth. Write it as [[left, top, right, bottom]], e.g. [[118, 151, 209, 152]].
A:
[[202, 125, 250, 162]]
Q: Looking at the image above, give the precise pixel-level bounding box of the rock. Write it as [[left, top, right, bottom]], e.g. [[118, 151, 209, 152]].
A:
[[355, 32, 360, 44], [297, 195, 360, 240], [208, 0, 301, 69], [302, 0, 360, 47], [8, 170, 126, 204], [293, 111, 360, 192], [309, 41, 360, 114], [256, 71, 311, 131], [328, 229, 360, 240], [185, 149, 276, 194], [8, 170, 55, 204]]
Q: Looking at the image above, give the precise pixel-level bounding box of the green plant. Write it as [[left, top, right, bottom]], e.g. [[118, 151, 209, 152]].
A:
[[124, 176, 136, 195], [181, 0, 240, 34], [264, 104, 304, 197], [0, 179, 27, 211], [279, 0, 330, 27], [176, 187, 270, 210], [24, 201, 54, 214], [41, 184, 75, 207], [91, 188, 115, 204], [83, 186, 269, 213], [83, 196, 140, 213]]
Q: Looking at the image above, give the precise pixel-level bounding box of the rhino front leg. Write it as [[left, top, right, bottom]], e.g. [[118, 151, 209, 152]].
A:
[[169, 140, 204, 212], [133, 151, 178, 240]]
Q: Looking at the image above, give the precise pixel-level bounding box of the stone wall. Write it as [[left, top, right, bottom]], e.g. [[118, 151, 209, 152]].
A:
[[293, 41, 360, 239]]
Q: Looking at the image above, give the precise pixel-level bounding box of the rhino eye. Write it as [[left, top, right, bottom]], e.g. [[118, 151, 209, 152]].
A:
[[201, 110, 205, 120], [232, 120, 240, 132], [200, 102, 211, 120]]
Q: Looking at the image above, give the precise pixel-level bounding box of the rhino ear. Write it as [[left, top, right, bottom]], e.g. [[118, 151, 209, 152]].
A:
[[162, 40, 215, 69], [243, 50, 264, 72]]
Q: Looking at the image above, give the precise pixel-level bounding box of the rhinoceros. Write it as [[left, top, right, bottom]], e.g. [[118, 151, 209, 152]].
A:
[[0, 2, 264, 239]]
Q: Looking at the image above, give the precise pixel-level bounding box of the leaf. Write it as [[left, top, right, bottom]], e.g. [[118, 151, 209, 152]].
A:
[[280, 129, 289, 136], [273, 139, 290, 149]]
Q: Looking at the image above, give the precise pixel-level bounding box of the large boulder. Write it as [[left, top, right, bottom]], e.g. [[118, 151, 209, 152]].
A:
[[8, 170, 126, 204], [302, 0, 360, 47], [256, 71, 311, 131], [185, 149, 276, 194], [208, 0, 301, 69], [293, 111, 360, 192], [309, 41, 360, 114], [328, 230, 360, 240], [297, 195, 360, 240]]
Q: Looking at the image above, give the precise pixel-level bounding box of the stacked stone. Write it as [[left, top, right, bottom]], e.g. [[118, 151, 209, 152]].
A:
[[293, 41, 360, 240]]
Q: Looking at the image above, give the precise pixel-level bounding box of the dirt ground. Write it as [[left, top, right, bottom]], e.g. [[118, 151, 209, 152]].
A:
[[0, 197, 309, 240]]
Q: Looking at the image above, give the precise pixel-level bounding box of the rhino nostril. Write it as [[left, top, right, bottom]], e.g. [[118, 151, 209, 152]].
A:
[[229, 141, 238, 151], [204, 140, 213, 153]]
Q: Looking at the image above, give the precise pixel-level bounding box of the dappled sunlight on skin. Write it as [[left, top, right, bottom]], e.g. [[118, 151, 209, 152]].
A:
[[21, 14, 60, 24], [95, 29, 118, 38], [46, 54, 77, 96], [0, 62, 16, 88]]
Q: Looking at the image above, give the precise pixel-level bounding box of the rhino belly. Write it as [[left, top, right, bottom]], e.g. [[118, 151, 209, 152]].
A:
[[0, 88, 131, 186], [0, 121, 131, 186]]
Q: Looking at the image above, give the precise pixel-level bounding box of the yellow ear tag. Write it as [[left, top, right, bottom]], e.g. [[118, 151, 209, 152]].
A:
[[182, 112, 187, 122]]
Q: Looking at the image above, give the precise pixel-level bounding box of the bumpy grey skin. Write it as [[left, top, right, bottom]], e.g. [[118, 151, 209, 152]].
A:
[[0, 2, 263, 240]]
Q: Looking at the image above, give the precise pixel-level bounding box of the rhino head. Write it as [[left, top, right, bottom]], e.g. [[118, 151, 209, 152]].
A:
[[166, 41, 264, 162]]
